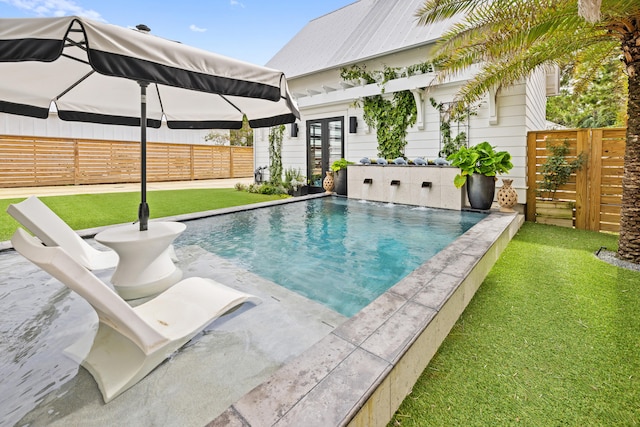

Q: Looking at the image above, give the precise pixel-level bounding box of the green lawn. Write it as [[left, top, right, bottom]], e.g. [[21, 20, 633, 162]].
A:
[[391, 223, 640, 426], [0, 189, 285, 241]]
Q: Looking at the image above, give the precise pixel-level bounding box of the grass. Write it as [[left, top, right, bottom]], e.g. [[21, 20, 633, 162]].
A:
[[0, 189, 285, 241], [390, 222, 640, 426]]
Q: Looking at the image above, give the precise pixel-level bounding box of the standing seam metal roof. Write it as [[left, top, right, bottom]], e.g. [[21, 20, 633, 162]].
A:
[[266, 0, 458, 78]]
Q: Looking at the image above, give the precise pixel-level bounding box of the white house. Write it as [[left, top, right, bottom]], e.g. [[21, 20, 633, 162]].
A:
[[255, 0, 556, 204]]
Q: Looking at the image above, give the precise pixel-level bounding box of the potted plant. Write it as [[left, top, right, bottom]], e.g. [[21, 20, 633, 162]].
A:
[[330, 158, 354, 196], [447, 141, 513, 210], [283, 167, 307, 196]]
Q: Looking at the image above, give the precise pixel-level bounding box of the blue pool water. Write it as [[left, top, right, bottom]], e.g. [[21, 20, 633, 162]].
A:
[[176, 197, 484, 317]]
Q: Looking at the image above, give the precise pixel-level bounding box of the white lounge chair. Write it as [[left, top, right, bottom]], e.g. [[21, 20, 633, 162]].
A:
[[7, 196, 118, 270], [11, 228, 260, 403]]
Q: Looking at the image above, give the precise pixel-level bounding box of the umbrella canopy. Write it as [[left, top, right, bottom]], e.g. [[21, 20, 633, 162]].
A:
[[0, 16, 300, 229]]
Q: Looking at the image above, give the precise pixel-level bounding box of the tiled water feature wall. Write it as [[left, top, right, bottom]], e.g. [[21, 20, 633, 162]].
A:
[[347, 165, 465, 210]]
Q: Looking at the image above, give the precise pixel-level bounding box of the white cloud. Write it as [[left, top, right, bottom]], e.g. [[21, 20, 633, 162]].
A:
[[230, 0, 245, 8], [0, 0, 105, 21], [189, 24, 207, 33]]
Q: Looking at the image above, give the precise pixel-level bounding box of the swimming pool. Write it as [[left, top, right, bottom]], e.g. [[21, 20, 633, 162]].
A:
[[176, 197, 485, 317]]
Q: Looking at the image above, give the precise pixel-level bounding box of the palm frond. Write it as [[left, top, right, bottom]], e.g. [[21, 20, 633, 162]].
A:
[[416, 0, 625, 110], [415, 0, 487, 26]]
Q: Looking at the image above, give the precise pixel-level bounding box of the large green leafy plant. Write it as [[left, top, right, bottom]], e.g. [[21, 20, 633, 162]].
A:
[[330, 158, 354, 172], [447, 141, 513, 188]]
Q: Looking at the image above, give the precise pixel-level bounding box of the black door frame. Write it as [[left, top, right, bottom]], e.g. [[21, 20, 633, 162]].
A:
[[306, 116, 344, 188]]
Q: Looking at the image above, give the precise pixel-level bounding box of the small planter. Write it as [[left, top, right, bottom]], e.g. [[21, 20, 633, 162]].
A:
[[334, 169, 348, 196], [330, 159, 353, 196], [536, 200, 574, 227], [289, 186, 308, 197]]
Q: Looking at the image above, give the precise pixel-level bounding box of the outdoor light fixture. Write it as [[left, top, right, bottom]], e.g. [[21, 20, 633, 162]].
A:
[[290, 122, 298, 137], [349, 116, 358, 133]]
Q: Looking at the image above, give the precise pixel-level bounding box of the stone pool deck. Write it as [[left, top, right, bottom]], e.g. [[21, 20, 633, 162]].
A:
[[1, 194, 522, 426]]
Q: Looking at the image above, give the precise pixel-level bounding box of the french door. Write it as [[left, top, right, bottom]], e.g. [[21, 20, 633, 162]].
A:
[[307, 117, 344, 188]]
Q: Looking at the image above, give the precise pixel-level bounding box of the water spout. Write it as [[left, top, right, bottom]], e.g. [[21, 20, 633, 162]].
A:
[[421, 181, 432, 188], [390, 180, 400, 186], [363, 178, 373, 184]]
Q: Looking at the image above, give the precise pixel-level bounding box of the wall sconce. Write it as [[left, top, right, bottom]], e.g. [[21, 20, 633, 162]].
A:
[[349, 116, 358, 134], [290, 122, 298, 138]]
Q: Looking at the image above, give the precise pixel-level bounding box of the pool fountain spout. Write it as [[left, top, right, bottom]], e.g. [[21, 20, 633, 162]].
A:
[[421, 181, 432, 188], [390, 180, 400, 186], [360, 178, 373, 202]]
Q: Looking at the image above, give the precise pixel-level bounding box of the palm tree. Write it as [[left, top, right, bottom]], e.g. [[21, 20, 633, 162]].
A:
[[416, 0, 640, 264]]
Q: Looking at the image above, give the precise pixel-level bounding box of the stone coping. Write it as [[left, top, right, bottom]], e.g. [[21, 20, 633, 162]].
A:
[[209, 210, 523, 426]]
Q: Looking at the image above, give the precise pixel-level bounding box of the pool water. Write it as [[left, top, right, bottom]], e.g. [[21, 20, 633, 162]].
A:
[[176, 198, 484, 317]]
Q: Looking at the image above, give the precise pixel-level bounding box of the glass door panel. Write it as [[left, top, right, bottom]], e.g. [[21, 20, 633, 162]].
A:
[[307, 117, 344, 188], [308, 122, 323, 186]]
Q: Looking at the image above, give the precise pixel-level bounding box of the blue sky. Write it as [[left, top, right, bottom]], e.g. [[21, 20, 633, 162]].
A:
[[0, 0, 355, 66]]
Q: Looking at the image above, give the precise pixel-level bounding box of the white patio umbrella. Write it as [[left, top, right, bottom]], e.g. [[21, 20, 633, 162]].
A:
[[0, 16, 300, 230]]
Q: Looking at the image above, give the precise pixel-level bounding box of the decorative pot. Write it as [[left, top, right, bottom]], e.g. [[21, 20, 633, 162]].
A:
[[497, 179, 517, 212], [334, 169, 348, 196], [466, 173, 496, 210], [322, 171, 334, 193]]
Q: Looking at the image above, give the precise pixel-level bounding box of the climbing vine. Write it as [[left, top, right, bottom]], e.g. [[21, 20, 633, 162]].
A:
[[340, 63, 432, 159], [268, 124, 285, 185], [362, 93, 416, 159], [429, 98, 476, 158]]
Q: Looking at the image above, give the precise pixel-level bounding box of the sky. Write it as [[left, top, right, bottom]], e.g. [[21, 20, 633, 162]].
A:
[[0, 0, 356, 66]]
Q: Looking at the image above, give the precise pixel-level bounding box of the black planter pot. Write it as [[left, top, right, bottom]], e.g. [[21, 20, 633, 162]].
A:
[[334, 169, 348, 196], [307, 186, 325, 194], [466, 173, 496, 210], [288, 186, 309, 197]]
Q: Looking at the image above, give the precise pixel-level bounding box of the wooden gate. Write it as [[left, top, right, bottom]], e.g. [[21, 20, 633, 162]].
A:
[[526, 128, 626, 233]]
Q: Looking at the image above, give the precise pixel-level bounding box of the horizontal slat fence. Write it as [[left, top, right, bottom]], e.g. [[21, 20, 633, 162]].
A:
[[0, 135, 253, 188], [526, 128, 626, 233]]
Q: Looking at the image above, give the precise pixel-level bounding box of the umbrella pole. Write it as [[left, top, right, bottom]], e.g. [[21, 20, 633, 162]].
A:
[[138, 81, 149, 231]]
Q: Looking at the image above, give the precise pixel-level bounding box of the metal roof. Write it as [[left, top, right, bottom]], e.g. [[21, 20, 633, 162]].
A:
[[267, 0, 458, 78]]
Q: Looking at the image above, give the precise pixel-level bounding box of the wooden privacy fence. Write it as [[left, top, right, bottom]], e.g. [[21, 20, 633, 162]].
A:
[[0, 135, 253, 188], [526, 128, 626, 233]]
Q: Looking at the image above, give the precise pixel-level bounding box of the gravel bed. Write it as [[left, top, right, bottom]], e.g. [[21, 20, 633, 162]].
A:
[[595, 249, 640, 272]]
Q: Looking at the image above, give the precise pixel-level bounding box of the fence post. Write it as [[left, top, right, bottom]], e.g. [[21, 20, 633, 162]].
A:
[[588, 129, 604, 231], [74, 139, 80, 185], [574, 129, 590, 229], [190, 145, 195, 181], [526, 131, 538, 222]]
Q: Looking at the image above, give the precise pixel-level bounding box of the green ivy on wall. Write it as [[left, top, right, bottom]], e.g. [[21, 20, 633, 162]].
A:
[[429, 98, 478, 158], [340, 63, 432, 160], [268, 124, 285, 185], [361, 92, 416, 160]]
